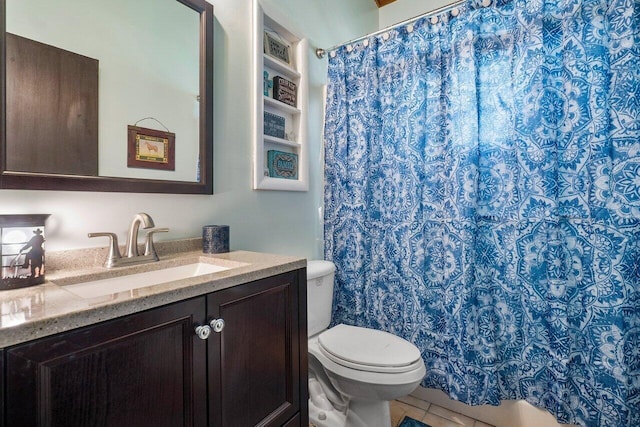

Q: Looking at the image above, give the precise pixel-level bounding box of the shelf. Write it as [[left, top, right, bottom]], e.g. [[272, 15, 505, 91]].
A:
[[264, 96, 301, 115], [257, 176, 309, 191], [263, 135, 301, 148], [253, 0, 308, 192], [264, 54, 300, 79]]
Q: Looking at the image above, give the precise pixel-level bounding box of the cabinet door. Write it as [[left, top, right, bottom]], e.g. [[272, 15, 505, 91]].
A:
[[207, 269, 307, 427], [6, 297, 207, 427]]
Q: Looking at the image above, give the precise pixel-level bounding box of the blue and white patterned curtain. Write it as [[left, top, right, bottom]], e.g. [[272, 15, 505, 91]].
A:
[[323, 0, 640, 426]]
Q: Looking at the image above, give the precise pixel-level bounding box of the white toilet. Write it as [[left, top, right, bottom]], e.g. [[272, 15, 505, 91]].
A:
[[307, 260, 426, 427]]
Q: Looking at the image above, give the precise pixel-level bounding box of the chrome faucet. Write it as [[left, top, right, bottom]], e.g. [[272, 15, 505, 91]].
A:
[[89, 212, 169, 268]]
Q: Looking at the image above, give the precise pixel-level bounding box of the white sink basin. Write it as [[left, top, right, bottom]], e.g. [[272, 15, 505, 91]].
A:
[[62, 262, 229, 299]]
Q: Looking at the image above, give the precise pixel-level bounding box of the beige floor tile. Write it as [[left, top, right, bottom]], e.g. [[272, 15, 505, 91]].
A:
[[404, 405, 428, 422], [428, 404, 475, 427], [390, 401, 407, 427], [397, 394, 432, 411], [394, 401, 414, 412], [391, 396, 489, 427], [390, 400, 405, 412], [422, 412, 466, 427]]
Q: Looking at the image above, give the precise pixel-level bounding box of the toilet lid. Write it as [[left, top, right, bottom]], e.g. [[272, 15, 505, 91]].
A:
[[317, 324, 422, 373]]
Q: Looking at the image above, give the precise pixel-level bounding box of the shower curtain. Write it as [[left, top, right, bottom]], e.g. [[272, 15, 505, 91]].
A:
[[323, 0, 639, 426]]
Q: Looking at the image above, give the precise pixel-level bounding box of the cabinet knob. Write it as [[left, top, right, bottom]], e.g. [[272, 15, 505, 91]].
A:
[[195, 325, 212, 340], [210, 318, 225, 333]]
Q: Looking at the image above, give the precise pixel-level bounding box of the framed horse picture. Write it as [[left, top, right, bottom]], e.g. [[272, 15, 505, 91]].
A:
[[127, 125, 175, 171]]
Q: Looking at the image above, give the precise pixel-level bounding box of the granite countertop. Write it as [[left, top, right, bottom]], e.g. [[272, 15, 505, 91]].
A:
[[0, 243, 306, 348]]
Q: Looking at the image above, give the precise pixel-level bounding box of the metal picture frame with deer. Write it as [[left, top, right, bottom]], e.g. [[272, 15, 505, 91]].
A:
[[127, 125, 175, 171]]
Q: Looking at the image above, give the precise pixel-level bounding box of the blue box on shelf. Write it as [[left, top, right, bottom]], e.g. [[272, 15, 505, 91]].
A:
[[267, 150, 298, 179], [264, 111, 285, 139]]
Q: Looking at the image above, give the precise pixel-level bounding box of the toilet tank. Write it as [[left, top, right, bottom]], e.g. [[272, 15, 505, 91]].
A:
[[307, 260, 336, 337]]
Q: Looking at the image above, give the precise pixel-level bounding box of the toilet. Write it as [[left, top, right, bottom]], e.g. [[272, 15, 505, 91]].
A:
[[307, 260, 426, 427]]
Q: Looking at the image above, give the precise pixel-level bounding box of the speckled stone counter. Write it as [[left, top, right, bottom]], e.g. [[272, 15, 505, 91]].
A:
[[0, 242, 306, 348]]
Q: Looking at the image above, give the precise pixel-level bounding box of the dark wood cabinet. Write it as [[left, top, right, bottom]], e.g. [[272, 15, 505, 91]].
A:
[[3, 269, 307, 427], [6, 298, 208, 427], [208, 270, 303, 427]]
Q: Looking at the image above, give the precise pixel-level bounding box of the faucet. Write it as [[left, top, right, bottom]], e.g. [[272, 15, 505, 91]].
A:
[[89, 212, 169, 268], [124, 213, 154, 258]]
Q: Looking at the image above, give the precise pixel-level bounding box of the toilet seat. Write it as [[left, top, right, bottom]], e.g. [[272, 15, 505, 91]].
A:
[[318, 324, 423, 374]]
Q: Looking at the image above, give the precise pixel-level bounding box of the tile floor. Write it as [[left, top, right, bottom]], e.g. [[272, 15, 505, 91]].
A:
[[391, 395, 495, 427], [308, 395, 495, 427]]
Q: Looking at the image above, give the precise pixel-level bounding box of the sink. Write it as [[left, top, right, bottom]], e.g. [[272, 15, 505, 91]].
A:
[[61, 262, 230, 299]]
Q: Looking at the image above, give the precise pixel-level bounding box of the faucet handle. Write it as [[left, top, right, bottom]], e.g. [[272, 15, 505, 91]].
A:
[[144, 228, 169, 260], [88, 232, 122, 268]]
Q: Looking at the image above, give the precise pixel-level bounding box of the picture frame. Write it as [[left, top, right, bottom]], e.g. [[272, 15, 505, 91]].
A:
[[264, 31, 290, 64], [127, 125, 175, 171]]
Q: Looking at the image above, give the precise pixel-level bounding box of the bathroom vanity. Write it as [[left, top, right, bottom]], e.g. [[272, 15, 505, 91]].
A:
[[0, 248, 307, 427]]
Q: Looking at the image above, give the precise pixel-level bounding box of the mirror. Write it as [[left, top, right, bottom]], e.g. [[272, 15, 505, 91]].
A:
[[0, 0, 213, 194]]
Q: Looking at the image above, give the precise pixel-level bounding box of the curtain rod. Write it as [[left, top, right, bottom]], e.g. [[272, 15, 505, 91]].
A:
[[315, 0, 469, 59]]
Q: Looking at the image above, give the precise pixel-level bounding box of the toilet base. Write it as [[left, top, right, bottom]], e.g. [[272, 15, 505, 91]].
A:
[[309, 398, 391, 427], [309, 397, 346, 427], [346, 399, 391, 427]]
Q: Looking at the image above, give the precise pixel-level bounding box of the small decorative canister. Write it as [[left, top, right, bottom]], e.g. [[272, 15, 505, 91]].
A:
[[0, 214, 50, 290], [202, 225, 230, 254]]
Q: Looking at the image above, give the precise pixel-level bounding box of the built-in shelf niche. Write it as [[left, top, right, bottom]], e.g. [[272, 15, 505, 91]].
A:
[[252, 0, 308, 191]]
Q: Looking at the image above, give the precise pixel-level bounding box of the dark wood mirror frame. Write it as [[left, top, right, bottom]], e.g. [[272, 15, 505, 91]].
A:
[[0, 0, 213, 194]]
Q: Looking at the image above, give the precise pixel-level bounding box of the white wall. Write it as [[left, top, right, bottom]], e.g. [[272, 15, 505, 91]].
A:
[[0, 0, 378, 258]]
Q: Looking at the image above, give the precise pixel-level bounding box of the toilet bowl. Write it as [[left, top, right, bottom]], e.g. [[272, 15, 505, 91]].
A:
[[307, 261, 426, 427]]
